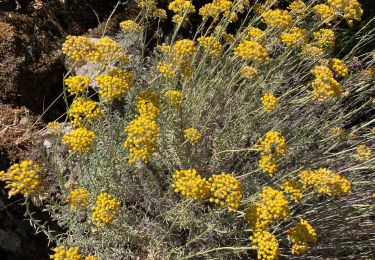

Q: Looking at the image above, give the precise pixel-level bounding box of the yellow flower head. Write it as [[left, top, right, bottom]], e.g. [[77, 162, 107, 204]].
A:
[[0, 160, 43, 197], [287, 219, 318, 255], [281, 27, 309, 47], [67, 188, 90, 209], [85, 256, 98, 260], [136, 91, 160, 120], [168, 0, 196, 24], [199, 0, 233, 20], [62, 35, 94, 63], [258, 155, 277, 175], [240, 66, 258, 79], [313, 28, 335, 48], [310, 65, 342, 101], [124, 115, 160, 164], [313, 4, 335, 23], [62, 127, 96, 154], [246, 27, 266, 44], [327, 0, 363, 26], [171, 39, 196, 64], [246, 187, 290, 230], [91, 192, 121, 227], [197, 36, 222, 57], [47, 121, 62, 136], [68, 98, 103, 127], [302, 44, 324, 60], [50, 246, 81, 260], [262, 9, 293, 30], [299, 168, 351, 196], [158, 62, 175, 78], [183, 128, 201, 143], [254, 131, 287, 158], [164, 90, 182, 109], [208, 173, 243, 211], [281, 179, 303, 203], [261, 93, 279, 112], [250, 230, 279, 260], [64, 75, 91, 96], [288, 0, 307, 18], [87, 37, 128, 64], [96, 68, 135, 102], [331, 127, 346, 140], [120, 20, 141, 34], [329, 58, 349, 77], [355, 144, 372, 162], [172, 169, 211, 200], [234, 40, 269, 63]]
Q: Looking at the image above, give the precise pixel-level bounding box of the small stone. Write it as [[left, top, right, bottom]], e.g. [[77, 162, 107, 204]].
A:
[[43, 139, 52, 149]]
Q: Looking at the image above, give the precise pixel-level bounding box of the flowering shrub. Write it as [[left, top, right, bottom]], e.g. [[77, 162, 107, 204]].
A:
[[10, 0, 375, 259]]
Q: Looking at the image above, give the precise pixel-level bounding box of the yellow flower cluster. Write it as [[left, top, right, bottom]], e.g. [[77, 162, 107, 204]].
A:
[[62, 127, 96, 154], [0, 160, 42, 197], [124, 115, 160, 163], [310, 65, 342, 101], [281, 27, 309, 47], [355, 144, 372, 162], [67, 188, 90, 209], [208, 173, 243, 211], [64, 75, 91, 96], [124, 92, 160, 163], [288, 0, 307, 18], [85, 256, 98, 260], [47, 121, 62, 136], [247, 27, 266, 44], [62, 35, 94, 63], [281, 179, 303, 203], [68, 98, 103, 127], [158, 62, 175, 78], [50, 246, 81, 260], [168, 0, 196, 24], [199, 0, 234, 21], [301, 44, 324, 60], [95, 68, 134, 102], [91, 192, 121, 227], [87, 37, 128, 64], [164, 90, 182, 109], [254, 131, 287, 175], [246, 187, 290, 230], [262, 9, 293, 30], [287, 219, 317, 255], [172, 169, 211, 200], [327, 0, 363, 26], [331, 127, 346, 140], [258, 155, 277, 176], [249, 230, 279, 260], [136, 91, 160, 120], [313, 4, 335, 23], [197, 36, 222, 57], [120, 20, 141, 34], [234, 40, 269, 64], [254, 131, 287, 158], [171, 39, 196, 64], [261, 93, 279, 112], [183, 128, 201, 144], [313, 28, 335, 48], [329, 58, 349, 77], [240, 65, 258, 79], [299, 168, 351, 196], [138, 0, 167, 20]]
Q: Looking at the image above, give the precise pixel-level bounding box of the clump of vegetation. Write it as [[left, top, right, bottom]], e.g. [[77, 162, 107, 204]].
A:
[[2, 0, 375, 259]]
